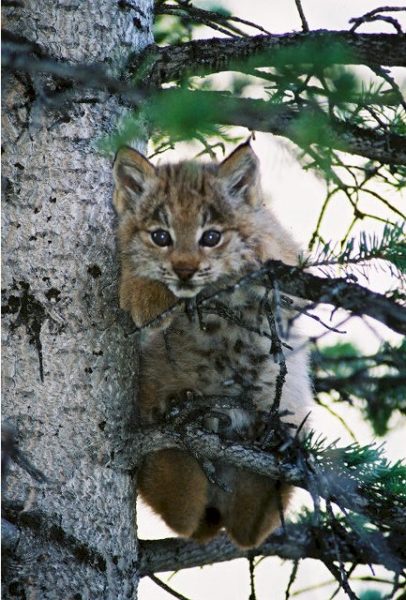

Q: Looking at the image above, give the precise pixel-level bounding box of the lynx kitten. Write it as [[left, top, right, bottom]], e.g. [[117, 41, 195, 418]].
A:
[[113, 141, 312, 548]]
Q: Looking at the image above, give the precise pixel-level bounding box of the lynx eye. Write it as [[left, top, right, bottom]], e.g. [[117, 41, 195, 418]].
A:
[[151, 229, 172, 247], [200, 229, 222, 247]]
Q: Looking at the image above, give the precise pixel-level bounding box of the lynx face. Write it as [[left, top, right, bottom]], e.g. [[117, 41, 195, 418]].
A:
[[113, 144, 267, 298]]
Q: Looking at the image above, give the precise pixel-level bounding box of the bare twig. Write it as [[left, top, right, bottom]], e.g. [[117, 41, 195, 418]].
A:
[[369, 63, 406, 112], [294, 0, 309, 32], [268, 321, 287, 414], [349, 6, 406, 33], [248, 556, 257, 600], [155, 0, 271, 37], [314, 398, 359, 444], [157, 4, 242, 37], [323, 560, 358, 600], [285, 559, 300, 599], [148, 574, 192, 600]]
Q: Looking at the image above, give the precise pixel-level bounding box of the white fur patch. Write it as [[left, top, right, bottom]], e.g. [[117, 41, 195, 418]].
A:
[[226, 408, 252, 432]]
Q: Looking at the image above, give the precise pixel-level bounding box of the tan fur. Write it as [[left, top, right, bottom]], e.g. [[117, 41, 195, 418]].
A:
[[113, 142, 312, 548], [119, 273, 176, 327]]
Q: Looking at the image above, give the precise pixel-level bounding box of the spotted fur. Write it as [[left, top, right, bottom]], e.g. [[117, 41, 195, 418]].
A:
[[113, 142, 312, 548]]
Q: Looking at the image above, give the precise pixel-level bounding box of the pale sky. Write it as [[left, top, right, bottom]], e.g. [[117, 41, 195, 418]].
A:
[[139, 3, 405, 599]]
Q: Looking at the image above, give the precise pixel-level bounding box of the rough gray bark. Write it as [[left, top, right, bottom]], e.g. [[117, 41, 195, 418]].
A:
[[2, 1, 152, 598]]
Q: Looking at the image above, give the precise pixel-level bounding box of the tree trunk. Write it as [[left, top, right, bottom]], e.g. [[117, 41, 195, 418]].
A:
[[2, 2, 152, 598]]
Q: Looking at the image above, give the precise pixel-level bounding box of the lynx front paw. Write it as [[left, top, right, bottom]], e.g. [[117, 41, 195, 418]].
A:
[[120, 275, 177, 328]]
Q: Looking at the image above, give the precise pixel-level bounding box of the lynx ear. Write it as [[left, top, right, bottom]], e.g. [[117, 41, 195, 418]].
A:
[[218, 141, 260, 203], [113, 146, 157, 214]]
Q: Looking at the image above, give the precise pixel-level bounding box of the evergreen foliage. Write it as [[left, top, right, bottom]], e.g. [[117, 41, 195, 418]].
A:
[[313, 340, 406, 436], [308, 224, 406, 279]]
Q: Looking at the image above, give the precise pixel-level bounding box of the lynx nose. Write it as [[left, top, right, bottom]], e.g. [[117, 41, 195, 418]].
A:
[[173, 265, 197, 281]]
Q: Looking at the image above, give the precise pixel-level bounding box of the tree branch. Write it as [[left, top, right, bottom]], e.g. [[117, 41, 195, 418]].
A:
[[3, 500, 404, 578], [116, 424, 406, 533], [161, 89, 406, 165], [140, 31, 406, 86], [260, 260, 406, 335], [139, 524, 405, 575], [158, 90, 406, 165], [4, 33, 405, 165]]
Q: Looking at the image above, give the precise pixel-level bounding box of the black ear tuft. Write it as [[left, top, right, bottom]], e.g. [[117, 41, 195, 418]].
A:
[[113, 146, 157, 214]]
